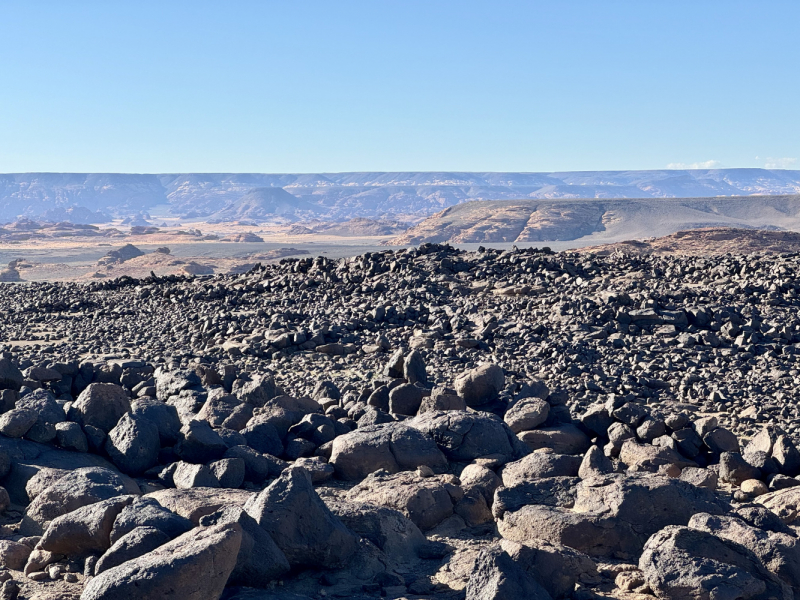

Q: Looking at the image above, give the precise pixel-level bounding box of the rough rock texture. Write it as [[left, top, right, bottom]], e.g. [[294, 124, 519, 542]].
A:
[[5, 242, 800, 599], [244, 467, 358, 568], [81, 522, 242, 600], [639, 525, 792, 600], [329, 423, 447, 480]]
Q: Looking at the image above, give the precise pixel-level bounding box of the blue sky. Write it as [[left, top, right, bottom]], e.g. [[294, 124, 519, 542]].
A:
[[0, 1, 797, 173]]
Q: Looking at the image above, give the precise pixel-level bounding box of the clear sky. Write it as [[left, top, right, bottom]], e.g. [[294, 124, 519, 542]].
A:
[[0, 1, 797, 174]]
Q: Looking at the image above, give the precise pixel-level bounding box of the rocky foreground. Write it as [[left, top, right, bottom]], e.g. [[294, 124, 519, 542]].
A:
[[0, 244, 799, 598]]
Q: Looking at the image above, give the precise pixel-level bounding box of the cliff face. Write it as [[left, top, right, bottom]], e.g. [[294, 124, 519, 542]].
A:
[[387, 195, 800, 245], [1, 169, 800, 222]]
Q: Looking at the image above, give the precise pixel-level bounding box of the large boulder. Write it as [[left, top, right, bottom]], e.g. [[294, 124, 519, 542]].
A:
[[455, 363, 504, 407], [0, 359, 23, 391], [145, 488, 253, 524], [175, 420, 227, 464], [504, 398, 550, 433], [403, 349, 427, 385], [408, 411, 527, 464], [329, 423, 447, 480], [0, 408, 37, 438], [388, 383, 426, 416], [498, 503, 641, 557], [22, 467, 140, 535], [105, 413, 160, 475], [346, 470, 462, 531], [465, 545, 551, 600], [0, 540, 31, 570], [501, 453, 581, 487], [744, 425, 800, 477], [639, 525, 792, 600], [572, 474, 730, 550], [95, 526, 171, 575], [327, 500, 427, 561], [199, 505, 290, 588], [493, 477, 580, 518], [518, 424, 591, 455], [173, 462, 220, 489], [34, 495, 135, 558], [690, 512, 800, 588], [130, 398, 182, 445], [231, 374, 278, 407], [240, 419, 284, 456], [16, 389, 65, 443], [618, 440, 697, 473], [73, 383, 131, 433], [110, 497, 194, 544], [196, 392, 248, 429], [497, 474, 730, 557], [244, 467, 358, 569], [757, 486, 800, 524], [81, 522, 242, 600], [155, 368, 202, 400], [500, 538, 598, 599]]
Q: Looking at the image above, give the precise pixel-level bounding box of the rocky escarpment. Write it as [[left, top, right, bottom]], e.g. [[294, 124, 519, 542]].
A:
[[0, 244, 799, 597], [387, 196, 800, 245], [3, 169, 800, 222]]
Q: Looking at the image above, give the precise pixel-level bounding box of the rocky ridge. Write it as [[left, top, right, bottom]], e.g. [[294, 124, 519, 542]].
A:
[[3, 169, 800, 222], [0, 244, 799, 598], [387, 196, 800, 245]]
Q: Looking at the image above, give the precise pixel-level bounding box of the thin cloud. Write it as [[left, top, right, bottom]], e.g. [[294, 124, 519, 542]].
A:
[[763, 157, 798, 169], [666, 160, 724, 170]]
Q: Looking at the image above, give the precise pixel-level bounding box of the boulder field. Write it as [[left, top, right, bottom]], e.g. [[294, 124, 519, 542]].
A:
[[0, 244, 797, 598]]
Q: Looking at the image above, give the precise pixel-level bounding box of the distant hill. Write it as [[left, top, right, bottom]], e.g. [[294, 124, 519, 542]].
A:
[[208, 187, 320, 222], [387, 194, 800, 246], [1, 169, 799, 222]]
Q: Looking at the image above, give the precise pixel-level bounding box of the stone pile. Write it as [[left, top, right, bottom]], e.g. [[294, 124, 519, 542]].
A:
[[0, 243, 798, 598]]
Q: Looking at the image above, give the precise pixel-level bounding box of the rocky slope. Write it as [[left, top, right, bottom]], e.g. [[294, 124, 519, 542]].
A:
[[0, 245, 799, 598], [388, 195, 800, 245], [2, 169, 800, 222], [582, 227, 800, 256]]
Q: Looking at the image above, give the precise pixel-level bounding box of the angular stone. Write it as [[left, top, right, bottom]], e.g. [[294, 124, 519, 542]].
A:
[[410, 411, 527, 464], [175, 420, 227, 464], [105, 413, 160, 476], [330, 423, 447, 480], [388, 383, 425, 416], [81, 522, 242, 600], [199, 505, 290, 588], [639, 525, 791, 600], [36, 495, 135, 557], [720, 452, 762, 486], [519, 424, 590, 455], [22, 467, 140, 535], [73, 383, 131, 433], [130, 398, 182, 446], [578, 445, 614, 479], [244, 467, 357, 568], [465, 545, 551, 600], [327, 501, 426, 561], [95, 526, 171, 574], [110, 497, 194, 544], [145, 487, 253, 524], [504, 398, 549, 434], [500, 538, 599, 600], [455, 363, 504, 407], [501, 453, 581, 486], [346, 470, 461, 531]]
